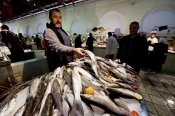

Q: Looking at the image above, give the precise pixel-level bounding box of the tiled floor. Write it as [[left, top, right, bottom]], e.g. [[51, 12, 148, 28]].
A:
[[139, 71, 175, 116]]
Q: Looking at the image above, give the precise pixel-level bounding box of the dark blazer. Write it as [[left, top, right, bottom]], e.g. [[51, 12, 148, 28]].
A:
[[75, 36, 82, 48], [86, 36, 94, 52]]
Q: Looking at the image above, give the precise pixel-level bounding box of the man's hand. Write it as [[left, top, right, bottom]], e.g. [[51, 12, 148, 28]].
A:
[[72, 48, 85, 58]]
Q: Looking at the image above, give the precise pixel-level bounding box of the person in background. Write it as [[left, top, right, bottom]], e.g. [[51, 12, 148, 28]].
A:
[[74, 34, 82, 48], [148, 38, 168, 73], [86, 33, 94, 52], [1, 25, 24, 62], [34, 34, 42, 50], [41, 37, 47, 56], [116, 21, 148, 73], [44, 8, 85, 72], [18, 33, 27, 49], [105, 32, 119, 59], [147, 32, 158, 51]]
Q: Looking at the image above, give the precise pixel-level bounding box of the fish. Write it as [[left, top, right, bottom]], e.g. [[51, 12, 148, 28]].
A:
[[85, 50, 98, 76], [82, 101, 94, 116], [28, 77, 40, 98], [0, 95, 17, 116], [51, 79, 63, 116], [70, 67, 84, 116], [38, 76, 55, 116], [22, 97, 34, 116], [91, 104, 105, 116], [102, 114, 111, 116], [114, 98, 130, 112], [65, 92, 74, 107], [14, 104, 26, 116], [53, 67, 61, 76], [31, 83, 47, 115], [62, 85, 70, 116], [81, 94, 132, 116], [107, 88, 135, 98], [63, 70, 73, 89], [40, 93, 53, 116], [115, 82, 134, 91]]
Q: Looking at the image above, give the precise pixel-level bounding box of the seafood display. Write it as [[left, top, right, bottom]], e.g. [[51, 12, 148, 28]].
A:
[[0, 50, 143, 116]]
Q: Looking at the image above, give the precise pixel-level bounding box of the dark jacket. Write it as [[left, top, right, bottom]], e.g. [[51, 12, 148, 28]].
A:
[[44, 23, 73, 72], [74, 36, 82, 48], [117, 34, 148, 73], [86, 36, 94, 51]]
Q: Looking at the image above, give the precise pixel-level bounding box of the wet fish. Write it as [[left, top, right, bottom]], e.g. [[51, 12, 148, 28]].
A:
[[31, 83, 47, 115], [22, 97, 34, 116], [53, 67, 61, 75], [0, 95, 17, 116], [40, 93, 53, 116], [62, 85, 70, 116], [85, 50, 98, 76], [81, 94, 131, 116], [108, 88, 135, 98], [38, 76, 55, 116], [51, 79, 63, 116], [63, 70, 73, 89], [28, 77, 40, 98], [14, 104, 26, 116], [70, 67, 84, 116], [82, 101, 94, 116], [114, 98, 130, 112], [65, 92, 74, 107]]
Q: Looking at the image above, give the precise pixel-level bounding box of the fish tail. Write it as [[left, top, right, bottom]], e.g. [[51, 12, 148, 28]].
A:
[[70, 100, 84, 116]]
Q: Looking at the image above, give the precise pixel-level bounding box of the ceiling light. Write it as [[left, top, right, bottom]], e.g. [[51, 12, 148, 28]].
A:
[[34, 4, 36, 6]]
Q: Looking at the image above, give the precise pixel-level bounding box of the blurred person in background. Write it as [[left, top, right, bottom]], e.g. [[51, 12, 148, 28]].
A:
[[18, 33, 27, 49], [1, 25, 24, 62], [105, 32, 119, 59], [74, 34, 82, 48], [148, 38, 168, 73], [86, 33, 94, 52], [34, 34, 42, 50]]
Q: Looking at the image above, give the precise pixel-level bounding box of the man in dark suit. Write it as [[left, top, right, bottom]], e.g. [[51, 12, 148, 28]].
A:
[[116, 21, 148, 73]]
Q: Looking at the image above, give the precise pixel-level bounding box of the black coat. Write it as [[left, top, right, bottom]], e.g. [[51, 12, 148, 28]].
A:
[[117, 34, 148, 73], [86, 36, 94, 51], [75, 36, 82, 48]]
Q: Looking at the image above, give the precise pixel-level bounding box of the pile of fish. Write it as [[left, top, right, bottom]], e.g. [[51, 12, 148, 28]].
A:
[[0, 50, 143, 116]]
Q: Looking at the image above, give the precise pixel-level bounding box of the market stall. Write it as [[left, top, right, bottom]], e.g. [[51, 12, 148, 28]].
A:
[[0, 50, 148, 116]]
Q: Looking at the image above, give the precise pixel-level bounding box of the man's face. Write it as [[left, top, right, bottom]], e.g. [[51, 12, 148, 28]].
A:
[[50, 10, 62, 28], [129, 24, 139, 35], [151, 33, 156, 37]]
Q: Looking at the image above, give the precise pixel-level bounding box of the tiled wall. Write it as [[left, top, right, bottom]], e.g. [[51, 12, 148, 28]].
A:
[[11, 57, 49, 83]]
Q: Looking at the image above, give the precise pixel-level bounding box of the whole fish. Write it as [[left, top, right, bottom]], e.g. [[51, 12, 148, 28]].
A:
[[53, 67, 61, 76], [14, 104, 26, 116], [65, 92, 74, 107], [40, 93, 53, 116], [81, 94, 132, 116], [28, 77, 40, 98], [0, 95, 17, 116], [85, 50, 98, 76], [59, 66, 66, 78], [62, 85, 70, 116], [63, 70, 73, 89], [38, 76, 55, 116], [70, 67, 84, 116], [22, 97, 34, 116], [51, 79, 63, 116], [31, 83, 47, 115], [114, 98, 130, 112], [115, 82, 134, 91], [108, 88, 135, 98]]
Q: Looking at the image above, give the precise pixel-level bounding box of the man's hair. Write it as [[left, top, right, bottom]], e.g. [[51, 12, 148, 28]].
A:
[[49, 8, 61, 17], [1, 25, 9, 30], [130, 21, 139, 26], [108, 32, 112, 36]]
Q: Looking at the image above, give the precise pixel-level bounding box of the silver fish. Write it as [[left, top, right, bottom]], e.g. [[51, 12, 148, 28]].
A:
[[114, 98, 130, 112], [14, 104, 26, 116], [51, 79, 63, 116], [108, 88, 135, 98], [85, 50, 98, 76], [63, 70, 73, 89], [62, 85, 70, 116], [81, 94, 132, 116], [82, 101, 94, 116], [0, 95, 17, 116], [29, 77, 40, 98], [70, 67, 84, 116]]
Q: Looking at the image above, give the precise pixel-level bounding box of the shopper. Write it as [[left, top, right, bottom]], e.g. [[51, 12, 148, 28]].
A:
[[147, 32, 158, 51], [44, 8, 85, 72], [105, 32, 119, 59], [74, 34, 82, 48], [86, 33, 94, 52], [34, 34, 42, 50], [148, 38, 168, 73], [116, 21, 148, 73], [18, 33, 27, 49], [1, 25, 24, 62]]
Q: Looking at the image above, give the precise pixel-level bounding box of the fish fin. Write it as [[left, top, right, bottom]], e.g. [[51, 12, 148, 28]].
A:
[[70, 100, 84, 116]]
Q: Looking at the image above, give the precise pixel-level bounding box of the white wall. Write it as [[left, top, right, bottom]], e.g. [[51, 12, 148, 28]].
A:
[[4, 0, 175, 36]]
